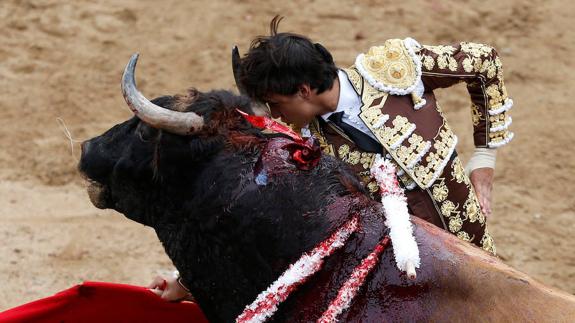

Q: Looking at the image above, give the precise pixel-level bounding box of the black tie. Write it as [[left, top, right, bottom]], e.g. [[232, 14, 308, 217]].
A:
[[328, 112, 382, 153]]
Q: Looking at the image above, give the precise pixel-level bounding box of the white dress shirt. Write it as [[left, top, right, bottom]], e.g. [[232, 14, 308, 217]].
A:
[[320, 70, 378, 141]]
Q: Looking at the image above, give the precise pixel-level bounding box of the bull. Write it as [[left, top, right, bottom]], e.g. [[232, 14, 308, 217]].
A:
[[78, 54, 575, 322]]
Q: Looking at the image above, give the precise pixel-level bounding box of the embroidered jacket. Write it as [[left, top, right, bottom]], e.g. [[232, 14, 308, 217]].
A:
[[310, 38, 513, 190]]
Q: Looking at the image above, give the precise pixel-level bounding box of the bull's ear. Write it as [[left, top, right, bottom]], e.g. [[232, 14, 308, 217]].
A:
[[136, 122, 160, 142]]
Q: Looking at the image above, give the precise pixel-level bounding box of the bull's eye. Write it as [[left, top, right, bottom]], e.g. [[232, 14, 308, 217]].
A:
[[136, 122, 160, 142]]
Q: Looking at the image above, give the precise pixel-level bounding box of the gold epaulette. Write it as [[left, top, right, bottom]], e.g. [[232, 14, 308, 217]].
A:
[[354, 38, 426, 110]]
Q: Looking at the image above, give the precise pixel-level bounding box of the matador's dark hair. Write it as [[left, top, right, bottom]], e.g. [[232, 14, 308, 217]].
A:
[[239, 16, 338, 102]]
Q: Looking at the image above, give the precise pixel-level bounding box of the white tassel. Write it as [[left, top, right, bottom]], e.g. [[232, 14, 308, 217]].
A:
[[370, 156, 420, 277]]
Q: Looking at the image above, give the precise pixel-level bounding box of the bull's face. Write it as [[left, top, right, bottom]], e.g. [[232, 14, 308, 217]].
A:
[[78, 54, 257, 224]]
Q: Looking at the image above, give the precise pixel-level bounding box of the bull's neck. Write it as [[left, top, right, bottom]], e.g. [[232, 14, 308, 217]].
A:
[[162, 195, 385, 322], [271, 201, 388, 321]]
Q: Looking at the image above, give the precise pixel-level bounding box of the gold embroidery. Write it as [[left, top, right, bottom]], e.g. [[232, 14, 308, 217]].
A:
[[423, 44, 456, 56], [344, 68, 362, 92], [440, 200, 458, 218], [309, 120, 334, 156], [486, 84, 503, 106], [470, 103, 483, 127], [462, 57, 474, 73], [361, 106, 388, 128], [451, 157, 466, 184], [370, 115, 415, 149], [360, 39, 419, 90], [490, 113, 506, 123], [460, 42, 493, 58], [490, 114, 510, 130], [448, 216, 463, 233], [357, 74, 458, 189], [411, 125, 457, 188], [489, 129, 510, 140], [437, 55, 448, 69], [394, 134, 431, 168], [432, 179, 449, 202], [422, 55, 435, 70], [485, 61, 497, 79], [360, 152, 375, 169], [338, 144, 377, 174], [464, 190, 484, 224], [367, 181, 379, 193], [421, 45, 458, 72], [339, 144, 378, 196], [447, 57, 457, 72], [473, 57, 483, 73], [349, 151, 361, 165], [337, 144, 353, 163], [457, 231, 472, 242], [481, 230, 496, 255], [488, 130, 512, 147]]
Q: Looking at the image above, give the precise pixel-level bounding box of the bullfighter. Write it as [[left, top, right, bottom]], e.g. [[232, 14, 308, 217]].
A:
[[236, 16, 514, 255]]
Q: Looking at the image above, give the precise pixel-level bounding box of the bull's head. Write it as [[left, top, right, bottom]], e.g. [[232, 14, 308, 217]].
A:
[[78, 54, 371, 321], [79, 54, 260, 218]]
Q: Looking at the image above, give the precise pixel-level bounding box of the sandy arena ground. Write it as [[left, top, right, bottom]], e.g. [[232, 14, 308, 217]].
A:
[[1, 0, 574, 310]]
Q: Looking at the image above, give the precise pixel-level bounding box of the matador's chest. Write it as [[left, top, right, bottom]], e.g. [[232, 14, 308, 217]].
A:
[[308, 119, 418, 198]]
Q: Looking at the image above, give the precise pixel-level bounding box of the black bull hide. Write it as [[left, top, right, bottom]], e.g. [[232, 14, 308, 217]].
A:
[[79, 89, 575, 322]]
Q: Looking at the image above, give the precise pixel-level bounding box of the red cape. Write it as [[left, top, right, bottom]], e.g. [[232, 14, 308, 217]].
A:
[[0, 281, 208, 323]]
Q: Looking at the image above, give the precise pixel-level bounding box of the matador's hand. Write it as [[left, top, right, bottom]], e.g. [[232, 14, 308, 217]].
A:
[[470, 167, 494, 218], [148, 275, 193, 302]]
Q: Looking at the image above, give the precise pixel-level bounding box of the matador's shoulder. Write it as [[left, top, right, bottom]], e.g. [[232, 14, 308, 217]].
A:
[[352, 38, 426, 110]]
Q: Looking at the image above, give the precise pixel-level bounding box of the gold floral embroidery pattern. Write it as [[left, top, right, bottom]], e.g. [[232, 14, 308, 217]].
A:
[[460, 42, 493, 58], [457, 231, 472, 242], [367, 180, 379, 194], [481, 230, 496, 255], [427, 156, 496, 254], [418, 42, 512, 149], [464, 190, 485, 224], [424, 44, 457, 56], [359, 152, 374, 169], [337, 144, 375, 169], [470, 103, 483, 127], [421, 45, 458, 72], [348, 149, 379, 196], [432, 179, 449, 202], [309, 119, 334, 156], [422, 55, 435, 70], [440, 200, 460, 218], [451, 157, 466, 184], [341, 68, 418, 192], [449, 217, 463, 233]]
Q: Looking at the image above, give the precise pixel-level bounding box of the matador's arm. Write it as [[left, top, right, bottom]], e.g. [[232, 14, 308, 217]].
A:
[[416, 42, 514, 152]]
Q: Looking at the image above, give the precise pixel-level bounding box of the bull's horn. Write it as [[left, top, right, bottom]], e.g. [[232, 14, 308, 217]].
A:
[[232, 46, 270, 117], [121, 53, 204, 135]]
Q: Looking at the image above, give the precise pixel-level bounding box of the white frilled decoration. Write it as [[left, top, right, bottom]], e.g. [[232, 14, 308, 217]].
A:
[[370, 155, 420, 279]]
